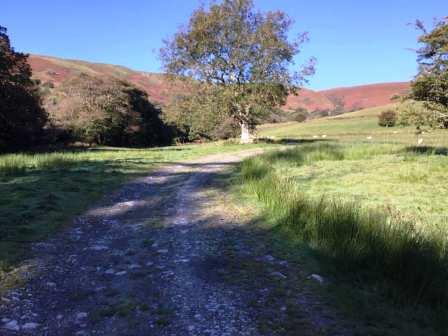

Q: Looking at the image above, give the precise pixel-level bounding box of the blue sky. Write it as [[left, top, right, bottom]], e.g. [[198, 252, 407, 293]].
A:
[[1, 0, 447, 90]]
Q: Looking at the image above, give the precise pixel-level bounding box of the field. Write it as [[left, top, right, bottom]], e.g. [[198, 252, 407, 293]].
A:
[[235, 105, 448, 333], [0, 142, 277, 279], [1, 104, 447, 333], [259, 104, 448, 146]]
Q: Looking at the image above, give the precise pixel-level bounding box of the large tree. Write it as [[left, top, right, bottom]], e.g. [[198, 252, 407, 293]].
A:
[[160, 0, 314, 143], [407, 18, 448, 129], [0, 25, 47, 151]]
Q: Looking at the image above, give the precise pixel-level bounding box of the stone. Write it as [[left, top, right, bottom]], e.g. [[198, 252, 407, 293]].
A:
[[3, 320, 20, 331], [115, 271, 127, 276], [22, 322, 40, 330], [271, 271, 287, 279], [76, 312, 88, 320], [129, 264, 141, 269], [105, 269, 115, 275], [309, 274, 325, 284]]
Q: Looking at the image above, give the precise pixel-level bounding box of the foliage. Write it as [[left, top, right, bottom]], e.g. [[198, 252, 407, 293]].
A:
[[0, 26, 47, 152], [408, 18, 448, 128], [164, 84, 239, 141], [44, 74, 174, 146], [396, 99, 439, 128], [378, 109, 397, 127], [160, 0, 314, 141], [291, 107, 309, 122]]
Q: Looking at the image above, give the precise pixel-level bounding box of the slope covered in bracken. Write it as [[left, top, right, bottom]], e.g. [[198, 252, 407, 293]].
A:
[[29, 55, 410, 113], [320, 82, 410, 111]]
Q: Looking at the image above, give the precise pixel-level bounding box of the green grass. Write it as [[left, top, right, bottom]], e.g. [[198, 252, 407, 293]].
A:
[[259, 104, 448, 147], [0, 141, 276, 280], [237, 141, 448, 331]]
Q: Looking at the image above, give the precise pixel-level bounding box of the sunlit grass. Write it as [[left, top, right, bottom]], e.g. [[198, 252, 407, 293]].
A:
[[238, 142, 448, 305], [0, 141, 276, 277]]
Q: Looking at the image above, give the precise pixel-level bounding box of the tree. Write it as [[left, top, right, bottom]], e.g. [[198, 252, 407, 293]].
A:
[[378, 109, 397, 127], [407, 17, 448, 129], [0, 26, 47, 151], [160, 0, 314, 143], [44, 73, 174, 147]]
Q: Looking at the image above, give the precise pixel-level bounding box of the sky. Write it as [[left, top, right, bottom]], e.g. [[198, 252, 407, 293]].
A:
[[1, 0, 447, 90]]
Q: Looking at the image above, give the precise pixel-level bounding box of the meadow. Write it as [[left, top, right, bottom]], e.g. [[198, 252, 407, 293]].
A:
[[236, 106, 448, 332]]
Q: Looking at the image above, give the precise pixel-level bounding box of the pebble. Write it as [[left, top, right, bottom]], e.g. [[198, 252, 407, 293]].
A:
[[3, 320, 20, 331], [271, 271, 287, 279], [76, 312, 88, 321], [115, 271, 127, 276], [90, 245, 108, 251], [105, 269, 115, 275], [309, 274, 325, 284], [146, 261, 154, 267], [129, 264, 141, 269], [22, 322, 40, 330]]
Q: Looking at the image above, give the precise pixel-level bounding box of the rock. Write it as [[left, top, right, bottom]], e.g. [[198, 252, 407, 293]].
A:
[[309, 274, 325, 284], [22, 322, 40, 331], [146, 261, 154, 267], [264, 255, 275, 262], [129, 264, 141, 269], [271, 271, 287, 279], [105, 269, 115, 275], [90, 245, 108, 251], [1, 318, 10, 323], [56, 314, 63, 320], [75, 312, 88, 322], [115, 271, 127, 276], [3, 320, 20, 331], [188, 325, 195, 331]]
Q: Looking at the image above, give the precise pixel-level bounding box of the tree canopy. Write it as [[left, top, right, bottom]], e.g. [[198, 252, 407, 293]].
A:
[[0, 25, 47, 151], [407, 18, 448, 129], [160, 0, 314, 142]]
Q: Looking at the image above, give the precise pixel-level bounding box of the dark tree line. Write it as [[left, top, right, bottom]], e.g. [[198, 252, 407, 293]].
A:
[[0, 25, 47, 151], [0, 25, 177, 152]]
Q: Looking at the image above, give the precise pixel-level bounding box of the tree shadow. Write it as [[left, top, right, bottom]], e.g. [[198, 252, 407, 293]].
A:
[[403, 146, 448, 156]]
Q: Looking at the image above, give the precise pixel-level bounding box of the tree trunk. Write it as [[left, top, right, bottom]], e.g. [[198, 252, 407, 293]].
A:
[[240, 120, 252, 144]]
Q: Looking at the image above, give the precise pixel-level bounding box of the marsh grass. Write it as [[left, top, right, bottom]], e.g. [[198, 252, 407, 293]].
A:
[[239, 143, 448, 305]]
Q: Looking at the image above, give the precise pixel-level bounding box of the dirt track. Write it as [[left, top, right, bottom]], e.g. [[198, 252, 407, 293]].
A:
[[0, 150, 347, 335]]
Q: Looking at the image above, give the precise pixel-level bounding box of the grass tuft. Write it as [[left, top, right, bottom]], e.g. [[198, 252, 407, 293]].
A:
[[239, 143, 448, 305]]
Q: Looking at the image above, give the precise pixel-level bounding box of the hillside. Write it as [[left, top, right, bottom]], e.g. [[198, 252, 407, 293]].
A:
[[320, 82, 410, 111], [29, 55, 410, 114]]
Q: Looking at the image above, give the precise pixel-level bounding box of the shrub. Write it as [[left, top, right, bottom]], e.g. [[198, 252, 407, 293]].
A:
[[44, 74, 175, 147], [378, 109, 397, 127]]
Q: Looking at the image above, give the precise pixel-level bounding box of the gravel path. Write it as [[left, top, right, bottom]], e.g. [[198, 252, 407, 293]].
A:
[[0, 150, 348, 335]]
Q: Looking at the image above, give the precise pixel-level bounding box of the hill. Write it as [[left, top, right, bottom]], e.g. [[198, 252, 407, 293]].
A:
[[320, 82, 410, 111], [29, 55, 410, 114]]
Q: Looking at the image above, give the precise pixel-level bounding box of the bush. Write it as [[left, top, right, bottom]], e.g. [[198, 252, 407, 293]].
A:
[[378, 109, 397, 127], [44, 74, 175, 147]]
